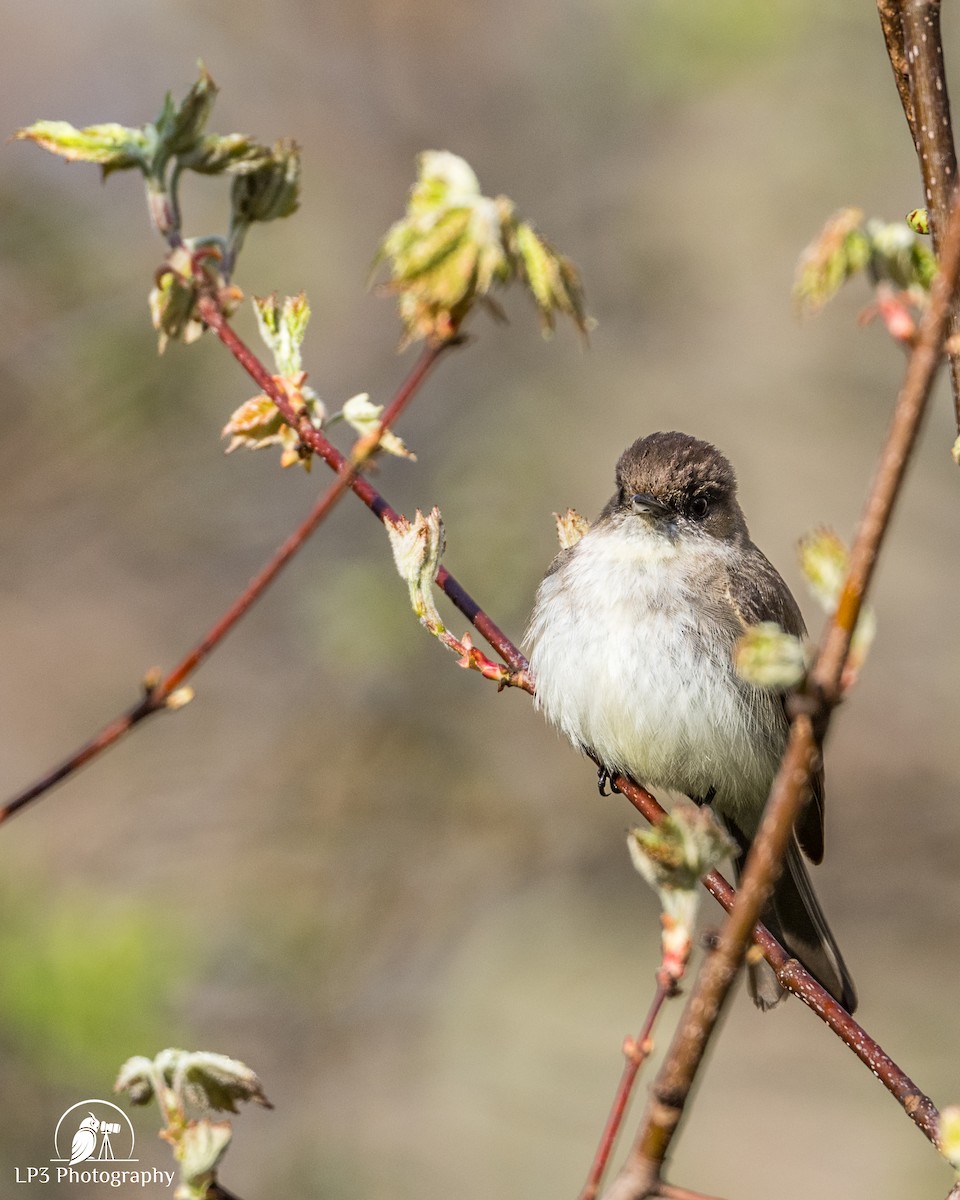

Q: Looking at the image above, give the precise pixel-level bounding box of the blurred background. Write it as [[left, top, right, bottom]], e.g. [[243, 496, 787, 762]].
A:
[[1, 2, 958, 1197]]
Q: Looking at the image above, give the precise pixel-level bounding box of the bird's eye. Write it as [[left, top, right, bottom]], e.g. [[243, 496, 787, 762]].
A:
[[689, 495, 710, 518]]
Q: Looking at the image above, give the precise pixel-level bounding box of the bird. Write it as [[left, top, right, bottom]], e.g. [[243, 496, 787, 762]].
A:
[[69, 1115, 99, 1165], [524, 430, 856, 1011]]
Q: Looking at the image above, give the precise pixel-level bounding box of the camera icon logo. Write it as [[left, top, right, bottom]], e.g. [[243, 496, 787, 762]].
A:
[[51, 1100, 137, 1165]]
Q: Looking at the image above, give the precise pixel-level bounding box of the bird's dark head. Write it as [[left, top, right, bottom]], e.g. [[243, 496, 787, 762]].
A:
[[603, 431, 749, 542]]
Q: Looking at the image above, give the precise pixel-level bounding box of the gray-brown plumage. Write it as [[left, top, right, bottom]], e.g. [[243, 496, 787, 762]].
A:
[[526, 431, 856, 1011]]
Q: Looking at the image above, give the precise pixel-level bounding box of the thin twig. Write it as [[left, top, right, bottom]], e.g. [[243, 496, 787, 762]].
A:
[[612, 774, 941, 1145], [195, 294, 528, 676], [160, 462, 359, 696], [0, 330, 453, 824], [877, 0, 960, 428], [600, 190, 960, 1200], [579, 982, 673, 1200], [655, 1185, 728, 1200]]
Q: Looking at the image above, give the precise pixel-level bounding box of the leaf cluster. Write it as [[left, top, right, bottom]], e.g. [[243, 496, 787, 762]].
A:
[[375, 150, 590, 345]]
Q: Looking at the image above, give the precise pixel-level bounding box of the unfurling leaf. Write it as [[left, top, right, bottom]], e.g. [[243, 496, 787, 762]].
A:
[[253, 292, 311, 376], [17, 65, 302, 274], [793, 207, 869, 316], [795, 208, 937, 321], [377, 153, 509, 346], [153, 64, 218, 160], [376, 150, 589, 345], [15, 120, 151, 174], [864, 217, 937, 291], [115, 1056, 159, 1106], [341, 393, 416, 460], [798, 526, 876, 687], [149, 247, 206, 353], [180, 133, 273, 176], [15, 65, 218, 182], [117, 1049, 271, 1200], [628, 806, 734, 898], [222, 395, 289, 450], [554, 508, 590, 550], [734, 622, 808, 689], [148, 242, 240, 353], [230, 139, 301, 225], [222, 375, 323, 470], [385, 507, 445, 624], [799, 526, 850, 608], [175, 1119, 232, 1200], [119, 1048, 272, 1118], [169, 1049, 272, 1114], [224, 293, 322, 468], [628, 806, 735, 985], [512, 221, 589, 337]]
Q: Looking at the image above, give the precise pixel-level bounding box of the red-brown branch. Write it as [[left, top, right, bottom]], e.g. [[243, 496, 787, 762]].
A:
[[601, 190, 960, 1200], [611, 775, 941, 1146], [195, 295, 526, 674], [580, 982, 673, 1200], [0, 332, 454, 824], [655, 1186, 728, 1200], [877, 0, 960, 427]]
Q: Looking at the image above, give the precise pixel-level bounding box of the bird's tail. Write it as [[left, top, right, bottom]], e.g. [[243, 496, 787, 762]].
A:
[[725, 822, 858, 1013]]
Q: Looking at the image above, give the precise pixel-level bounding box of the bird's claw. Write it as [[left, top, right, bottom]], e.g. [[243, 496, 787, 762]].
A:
[[597, 767, 621, 796]]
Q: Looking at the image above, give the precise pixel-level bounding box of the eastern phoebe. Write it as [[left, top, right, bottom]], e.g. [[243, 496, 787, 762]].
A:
[[525, 431, 857, 1012]]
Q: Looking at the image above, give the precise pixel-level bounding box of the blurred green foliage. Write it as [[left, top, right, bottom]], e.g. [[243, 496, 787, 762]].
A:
[[0, 882, 192, 1086]]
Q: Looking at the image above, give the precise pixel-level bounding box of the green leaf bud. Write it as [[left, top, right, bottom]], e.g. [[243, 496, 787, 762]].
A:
[[230, 139, 301, 225], [733, 622, 808, 689], [154, 64, 218, 159]]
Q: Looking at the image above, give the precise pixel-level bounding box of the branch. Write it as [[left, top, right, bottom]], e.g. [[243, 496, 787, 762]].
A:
[[3, 286, 541, 822], [655, 1186, 728, 1200], [0, 331, 453, 824], [877, 0, 960, 428], [579, 982, 673, 1200], [194, 291, 526, 674], [877, 0, 916, 141], [601, 190, 960, 1200], [612, 774, 941, 1146]]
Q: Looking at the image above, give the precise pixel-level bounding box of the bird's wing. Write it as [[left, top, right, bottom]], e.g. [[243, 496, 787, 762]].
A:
[[723, 543, 825, 865]]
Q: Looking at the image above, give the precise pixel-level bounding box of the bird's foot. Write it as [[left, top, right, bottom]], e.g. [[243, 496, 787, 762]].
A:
[[596, 767, 621, 796]]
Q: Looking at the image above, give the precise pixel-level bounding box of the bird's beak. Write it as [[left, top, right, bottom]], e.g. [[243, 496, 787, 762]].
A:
[[630, 492, 671, 519]]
